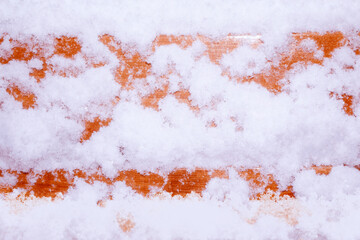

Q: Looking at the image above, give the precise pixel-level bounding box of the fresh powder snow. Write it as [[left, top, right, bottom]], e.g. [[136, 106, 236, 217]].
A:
[[0, 0, 360, 239]]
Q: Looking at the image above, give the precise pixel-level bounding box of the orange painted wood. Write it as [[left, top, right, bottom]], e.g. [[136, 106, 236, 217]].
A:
[[0, 165, 348, 201], [1, 32, 359, 201]]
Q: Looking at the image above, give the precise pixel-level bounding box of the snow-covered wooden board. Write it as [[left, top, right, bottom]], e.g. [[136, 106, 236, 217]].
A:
[[2, 32, 359, 198], [1, 31, 360, 238]]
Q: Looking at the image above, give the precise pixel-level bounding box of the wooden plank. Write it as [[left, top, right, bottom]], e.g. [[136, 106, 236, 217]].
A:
[[1, 32, 359, 202]]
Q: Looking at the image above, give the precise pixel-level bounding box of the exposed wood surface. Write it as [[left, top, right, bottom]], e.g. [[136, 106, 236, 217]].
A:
[[1, 32, 359, 202], [0, 165, 348, 200]]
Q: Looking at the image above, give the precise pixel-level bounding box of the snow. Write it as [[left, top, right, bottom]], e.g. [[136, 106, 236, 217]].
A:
[[1, 170, 360, 239], [221, 46, 269, 77], [1, 0, 360, 238]]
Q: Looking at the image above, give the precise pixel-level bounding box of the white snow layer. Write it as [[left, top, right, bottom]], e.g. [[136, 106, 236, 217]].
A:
[[1, 0, 360, 239]]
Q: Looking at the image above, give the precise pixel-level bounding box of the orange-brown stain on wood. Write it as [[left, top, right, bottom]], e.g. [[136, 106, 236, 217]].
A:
[[311, 165, 333, 176], [354, 165, 360, 171], [339, 94, 354, 116], [47, 64, 82, 78], [0, 170, 14, 194], [153, 35, 195, 50], [30, 170, 73, 198], [29, 58, 48, 82], [207, 120, 218, 128], [239, 169, 279, 199], [330, 92, 355, 116], [238, 33, 321, 93], [238, 169, 296, 199], [2, 32, 356, 114], [173, 89, 200, 112], [84, 55, 108, 69], [0, 37, 43, 64], [236, 32, 348, 94], [294, 31, 346, 58], [209, 169, 229, 179], [99, 34, 151, 88], [117, 214, 135, 233], [0, 170, 74, 199], [199, 35, 260, 64], [141, 84, 169, 110], [115, 170, 165, 195], [101, 34, 200, 111], [54, 36, 82, 58], [10, 45, 35, 62], [0, 36, 87, 82], [1, 165, 358, 200], [80, 117, 112, 142], [142, 85, 200, 112], [6, 85, 37, 109], [355, 32, 360, 55], [74, 169, 113, 185], [279, 185, 296, 198], [163, 169, 211, 197]]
